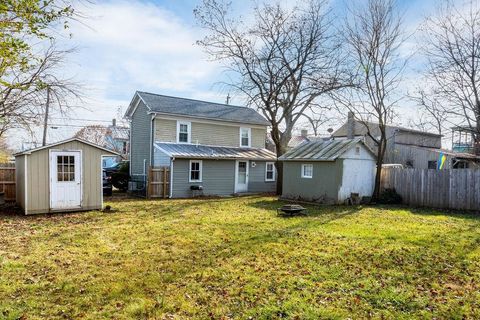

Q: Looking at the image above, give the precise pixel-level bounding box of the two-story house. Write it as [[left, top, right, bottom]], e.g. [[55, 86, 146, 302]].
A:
[[125, 91, 277, 198], [333, 112, 480, 169]]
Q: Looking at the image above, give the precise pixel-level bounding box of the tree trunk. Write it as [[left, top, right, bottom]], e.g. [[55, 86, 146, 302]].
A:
[[372, 136, 387, 201], [275, 160, 283, 195]]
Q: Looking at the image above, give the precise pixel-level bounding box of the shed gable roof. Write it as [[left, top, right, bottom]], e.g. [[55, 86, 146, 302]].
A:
[[14, 138, 120, 156], [126, 91, 270, 126], [279, 138, 375, 161]]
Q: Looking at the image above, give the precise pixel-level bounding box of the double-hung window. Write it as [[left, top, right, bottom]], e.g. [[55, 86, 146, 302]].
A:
[[265, 162, 275, 181], [189, 160, 202, 182], [240, 127, 251, 147], [177, 121, 191, 143], [301, 164, 313, 178]]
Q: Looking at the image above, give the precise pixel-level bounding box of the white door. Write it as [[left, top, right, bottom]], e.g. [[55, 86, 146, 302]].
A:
[[50, 151, 82, 209], [235, 160, 249, 193]]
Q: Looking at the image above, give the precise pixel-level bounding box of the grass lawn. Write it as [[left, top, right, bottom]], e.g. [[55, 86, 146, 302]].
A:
[[1, 196, 480, 319]]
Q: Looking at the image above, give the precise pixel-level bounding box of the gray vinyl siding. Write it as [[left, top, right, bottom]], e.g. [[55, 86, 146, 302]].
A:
[[154, 117, 267, 148], [281, 161, 343, 204], [248, 161, 276, 193], [172, 159, 235, 198], [130, 100, 151, 175], [153, 147, 171, 167]]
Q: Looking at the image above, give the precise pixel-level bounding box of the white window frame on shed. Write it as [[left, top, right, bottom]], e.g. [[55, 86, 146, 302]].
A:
[[301, 164, 313, 178], [265, 162, 276, 181], [239, 127, 251, 147], [189, 160, 203, 182], [177, 121, 191, 144]]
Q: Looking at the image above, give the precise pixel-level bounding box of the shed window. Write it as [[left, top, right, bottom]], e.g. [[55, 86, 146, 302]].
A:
[[240, 127, 251, 147], [265, 162, 275, 181], [189, 160, 202, 182], [177, 121, 191, 143], [301, 164, 313, 178], [57, 156, 75, 182]]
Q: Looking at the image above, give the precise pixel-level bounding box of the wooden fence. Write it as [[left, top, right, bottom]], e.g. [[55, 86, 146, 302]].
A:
[[0, 163, 15, 201], [148, 166, 170, 198], [381, 168, 480, 211]]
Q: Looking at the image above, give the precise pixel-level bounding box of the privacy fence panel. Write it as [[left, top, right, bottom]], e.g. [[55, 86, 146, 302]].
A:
[[381, 168, 480, 211], [148, 166, 170, 199], [0, 163, 16, 201]]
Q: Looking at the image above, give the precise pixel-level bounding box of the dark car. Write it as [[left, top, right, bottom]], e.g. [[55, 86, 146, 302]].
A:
[[103, 162, 122, 177], [105, 161, 129, 192], [103, 170, 113, 196]]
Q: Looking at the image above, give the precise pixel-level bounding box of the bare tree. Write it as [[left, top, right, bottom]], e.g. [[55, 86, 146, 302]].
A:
[[421, 0, 480, 153], [195, 0, 349, 193], [333, 0, 406, 200], [409, 90, 449, 135], [0, 44, 83, 138], [303, 106, 333, 136]]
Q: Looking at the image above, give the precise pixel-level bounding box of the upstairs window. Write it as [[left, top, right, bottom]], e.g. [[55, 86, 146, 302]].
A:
[[189, 160, 202, 182], [177, 121, 191, 143], [240, 127, 251, 147], [301, 164, 313, 178], [265, 162, 275, 181]]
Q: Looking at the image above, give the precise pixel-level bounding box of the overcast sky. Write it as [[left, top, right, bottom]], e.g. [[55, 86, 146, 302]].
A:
[[8, 0, 444, 149]]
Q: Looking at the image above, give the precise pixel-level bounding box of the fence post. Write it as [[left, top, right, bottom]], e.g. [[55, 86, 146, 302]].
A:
[[147, 166, 152, 199], [163, 167, 167, 198]]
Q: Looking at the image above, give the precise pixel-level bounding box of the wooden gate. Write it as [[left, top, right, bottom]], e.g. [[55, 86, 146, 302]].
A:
[[148, 166, 170, 198], [0, 163, 15, 201]]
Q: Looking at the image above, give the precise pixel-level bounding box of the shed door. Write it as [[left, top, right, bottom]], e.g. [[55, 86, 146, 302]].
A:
[[50, 151, 82, 209]]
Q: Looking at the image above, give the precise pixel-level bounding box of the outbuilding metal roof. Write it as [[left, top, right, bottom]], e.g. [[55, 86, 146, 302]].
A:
[[128, 91, 270, 126], [155, 142, 276, 160], [279, 138, 372, 161]]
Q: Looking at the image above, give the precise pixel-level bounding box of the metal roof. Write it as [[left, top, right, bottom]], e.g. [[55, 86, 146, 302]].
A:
[[155, 142, 276, 160], [129, 91, 270, 126], [279, 138, 372, 161]]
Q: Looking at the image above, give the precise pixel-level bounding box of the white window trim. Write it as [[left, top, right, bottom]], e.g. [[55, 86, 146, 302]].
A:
[[239, 127, 251, 147], [177, 120, 191, 144], [301, 164, 313, 179], [265, 162, 276, 182], [189, 160, 203, 183]]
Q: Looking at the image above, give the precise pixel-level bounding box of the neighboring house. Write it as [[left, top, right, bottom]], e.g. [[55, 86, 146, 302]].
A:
[[332, 113, 480, 169], [74, 119, 130, 160], [125, 91, 277, 198], [14, 138, 118, 215], [279, 138, 376, 204]]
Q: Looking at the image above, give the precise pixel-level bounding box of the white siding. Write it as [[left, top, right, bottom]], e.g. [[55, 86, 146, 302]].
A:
[[338, 143, 376, 201]]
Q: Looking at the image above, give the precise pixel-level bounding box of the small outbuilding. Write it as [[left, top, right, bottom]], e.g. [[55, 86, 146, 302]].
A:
[[14, 138, 118, 215], [279, 138, 376, 204]]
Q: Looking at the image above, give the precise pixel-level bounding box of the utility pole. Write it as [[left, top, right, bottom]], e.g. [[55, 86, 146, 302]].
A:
[[42, 86, 51, 146], [226, 93, 231, 105]]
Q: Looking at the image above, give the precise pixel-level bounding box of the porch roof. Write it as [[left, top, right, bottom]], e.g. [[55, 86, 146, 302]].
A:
[[154, 142, 277, 161]]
